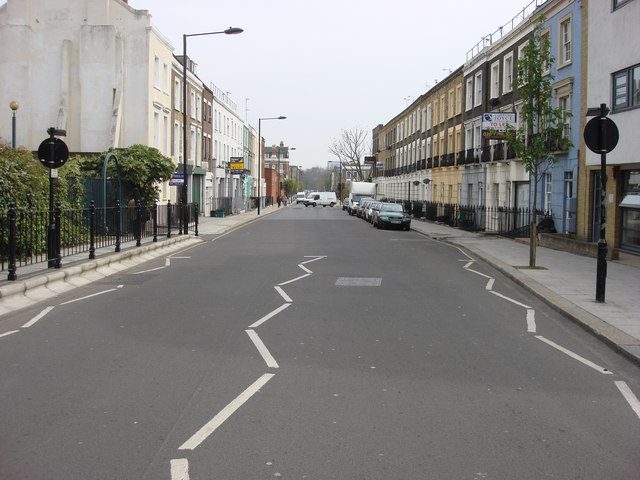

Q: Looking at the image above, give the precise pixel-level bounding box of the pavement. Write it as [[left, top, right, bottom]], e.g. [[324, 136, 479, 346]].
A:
[[1, 204, 639, 366]]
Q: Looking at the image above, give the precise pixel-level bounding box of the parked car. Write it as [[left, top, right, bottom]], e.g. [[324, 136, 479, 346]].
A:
[[356, 198, 374, 218], [368, 201, 383, 223], [372, 202, 411, 230], [304, 191, 337, 207], [363, 200, 380, 222], [295, 192, 307, 204], [348, 196, 372, 216], [342, 198, 350, 211]]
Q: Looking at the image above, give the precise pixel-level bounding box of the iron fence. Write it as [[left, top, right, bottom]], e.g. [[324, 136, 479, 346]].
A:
[[1, 201, 199, 280], [384, 199, 550, 238]]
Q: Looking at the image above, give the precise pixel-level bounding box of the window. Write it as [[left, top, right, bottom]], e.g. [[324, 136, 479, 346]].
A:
[[614, 0, 633, 10], [426, 103, 433, 129], [154, 56, 160, 88], [544, 173, 552, 212], [503, 53, 513, 93], [173, 121, 180, 158], [448, 89, 455, 118], [465, 126, 473, 152], [433, 99, 439, 124], [163, 63, 169, 93], [558, 14, 572, 67], [474, 72, 483, 107], [153, 112, 160, 148], [490, 61, 500, 99], [174, 79, 181, 110], [456, 84, 463, 115], [466, 77, 474, 110], [612, 64, 640, 111], [558, 94, 571, 139], [540, 28, 551, 75], [440, 95, 446, 121]]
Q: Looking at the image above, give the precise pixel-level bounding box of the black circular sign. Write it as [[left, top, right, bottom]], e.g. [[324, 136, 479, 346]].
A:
[[584, 116, 619, 154], [38, 138, 69, 169]]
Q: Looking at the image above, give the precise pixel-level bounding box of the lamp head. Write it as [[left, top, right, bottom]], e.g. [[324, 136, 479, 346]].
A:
[[224, 27, 244, 35], [9, 101, 19, 111]]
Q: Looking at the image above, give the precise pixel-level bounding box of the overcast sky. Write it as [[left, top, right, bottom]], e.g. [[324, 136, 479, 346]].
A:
[[139, 0, 532, 169]]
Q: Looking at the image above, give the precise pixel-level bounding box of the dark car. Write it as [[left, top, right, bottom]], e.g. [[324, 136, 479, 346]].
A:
[[372, 202, 411, 230]]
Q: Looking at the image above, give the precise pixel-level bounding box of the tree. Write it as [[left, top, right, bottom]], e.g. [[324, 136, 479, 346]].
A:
[[507, 17, 572, 268], [78, 145, 174, 205], [0, 144, 85, 210], [328, 127, 370, 181]]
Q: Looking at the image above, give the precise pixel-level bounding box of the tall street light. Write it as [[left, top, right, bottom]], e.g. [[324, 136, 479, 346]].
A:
[[9, 101, 18, 148], [257, 116, 286, 215], [182, 27, 243, 232]]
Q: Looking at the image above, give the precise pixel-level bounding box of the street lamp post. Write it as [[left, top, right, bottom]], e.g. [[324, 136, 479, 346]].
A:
[[257, 116, 286, 215], [181, 27, 242, 233], [9, 101, 18, 148]]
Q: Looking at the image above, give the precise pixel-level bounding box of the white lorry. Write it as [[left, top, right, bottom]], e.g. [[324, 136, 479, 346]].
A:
[[347, 182, 377, 215]]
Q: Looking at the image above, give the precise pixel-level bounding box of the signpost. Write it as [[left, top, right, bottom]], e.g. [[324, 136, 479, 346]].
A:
[[38, 127, 68, 268], [229, 157, 245, 175], [482, 112, 517, 139], [583, 103, 619, 303]]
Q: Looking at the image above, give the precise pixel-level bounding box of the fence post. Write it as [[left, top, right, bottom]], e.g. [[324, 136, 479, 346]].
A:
[[89, 200, 96, 259], [54, 203, 61, 268], [152, 202, 158, 242], [194, 203, 199, 236], [7, 204, 17, 281], [135, 199, 142, 247], [115, 199, 121, 252], [167, 200, 172, 239]]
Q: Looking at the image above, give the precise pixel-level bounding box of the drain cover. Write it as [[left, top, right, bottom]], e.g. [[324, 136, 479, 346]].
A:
[[335, 277, 382, 287]]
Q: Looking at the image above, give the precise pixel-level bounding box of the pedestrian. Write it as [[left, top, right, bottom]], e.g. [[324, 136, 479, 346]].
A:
[[277, 196, 282, 208]]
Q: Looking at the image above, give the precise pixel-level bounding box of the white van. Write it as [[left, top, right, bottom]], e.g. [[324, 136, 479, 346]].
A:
[[295, 192, 307, 204], [304, 191, 337, 207]]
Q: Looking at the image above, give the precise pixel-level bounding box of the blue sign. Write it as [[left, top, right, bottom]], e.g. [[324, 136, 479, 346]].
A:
[[170, 173, 184, 186]]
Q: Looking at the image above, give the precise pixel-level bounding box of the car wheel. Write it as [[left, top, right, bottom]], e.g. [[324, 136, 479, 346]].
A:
[[312, 203, 317, 207], [330, 202, 335, 207]]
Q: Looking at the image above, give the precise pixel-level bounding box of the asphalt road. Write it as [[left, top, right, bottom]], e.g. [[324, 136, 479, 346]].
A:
[[1, 205, 639, 479]]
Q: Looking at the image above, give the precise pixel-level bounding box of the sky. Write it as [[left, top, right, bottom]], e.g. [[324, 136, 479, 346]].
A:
[[136, 0, 534, 170]]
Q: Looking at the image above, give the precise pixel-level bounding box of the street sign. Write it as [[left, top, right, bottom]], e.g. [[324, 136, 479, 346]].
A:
[[229, 156, 245, 174], [584, 116, 619, 154], [37, 137, 69, 169], [482, 112, 517, 139], [170, 173, 184, 186]]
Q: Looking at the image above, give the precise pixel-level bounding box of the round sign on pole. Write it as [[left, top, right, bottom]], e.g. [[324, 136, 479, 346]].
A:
[[38, 138, 69, 169], [584, 116, 619, 154]]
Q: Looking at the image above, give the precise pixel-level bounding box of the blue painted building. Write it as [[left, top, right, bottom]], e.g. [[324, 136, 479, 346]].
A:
[[535, 0, 582, 233]]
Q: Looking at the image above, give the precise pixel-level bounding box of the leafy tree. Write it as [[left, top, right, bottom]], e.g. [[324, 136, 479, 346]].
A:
[[0, 144, 85, 210], [507, 18, 572, 268], [78, 144, 174, 205], [282, 178, 302, 196], [329, 127, 370, 181]]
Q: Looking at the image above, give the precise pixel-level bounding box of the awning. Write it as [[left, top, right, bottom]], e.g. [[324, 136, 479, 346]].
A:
[[619, 194, 640, 208]]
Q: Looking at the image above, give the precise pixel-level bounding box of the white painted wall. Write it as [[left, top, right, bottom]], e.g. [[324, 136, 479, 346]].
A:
[[585, 0, 640, 167], [0, 0, 172, 153]]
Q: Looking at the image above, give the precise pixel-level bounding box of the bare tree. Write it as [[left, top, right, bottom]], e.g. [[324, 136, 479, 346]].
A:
[[328, 127, 369, 181]]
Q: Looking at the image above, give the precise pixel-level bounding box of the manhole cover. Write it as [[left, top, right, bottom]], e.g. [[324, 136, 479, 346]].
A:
[[335, 277, 382, 287]]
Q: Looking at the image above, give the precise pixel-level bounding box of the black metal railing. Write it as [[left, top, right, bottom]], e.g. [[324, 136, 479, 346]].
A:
[[1, 201, 199, 280], [380, 200, 550, 237]]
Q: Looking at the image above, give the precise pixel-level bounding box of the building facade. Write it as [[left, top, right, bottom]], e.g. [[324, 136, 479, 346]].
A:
[[577, 0, 640, 258]]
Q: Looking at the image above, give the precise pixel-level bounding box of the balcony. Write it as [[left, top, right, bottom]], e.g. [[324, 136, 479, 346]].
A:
[[481, 145, 492, 163]]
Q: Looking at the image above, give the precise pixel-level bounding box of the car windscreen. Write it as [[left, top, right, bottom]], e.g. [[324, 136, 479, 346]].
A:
[[381, 204, 403, 212]]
